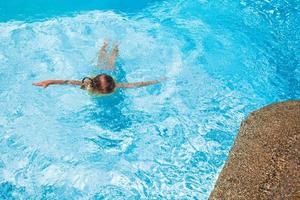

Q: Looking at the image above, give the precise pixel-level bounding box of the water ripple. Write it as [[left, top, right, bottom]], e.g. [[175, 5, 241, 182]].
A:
[[0, 0, 299, 199]]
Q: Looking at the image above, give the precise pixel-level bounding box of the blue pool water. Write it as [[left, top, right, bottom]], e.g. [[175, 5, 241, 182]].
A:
[[0, 0, 299, 199]]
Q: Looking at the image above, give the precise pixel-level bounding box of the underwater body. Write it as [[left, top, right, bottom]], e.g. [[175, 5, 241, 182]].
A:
[[0, 0, 299, 199]]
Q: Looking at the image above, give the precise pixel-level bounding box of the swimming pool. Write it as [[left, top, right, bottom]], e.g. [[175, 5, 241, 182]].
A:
[[0, 0, 299, 199]]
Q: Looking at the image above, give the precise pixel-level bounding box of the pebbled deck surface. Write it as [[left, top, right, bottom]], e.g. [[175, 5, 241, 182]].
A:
[[210, 100, 300, 200]]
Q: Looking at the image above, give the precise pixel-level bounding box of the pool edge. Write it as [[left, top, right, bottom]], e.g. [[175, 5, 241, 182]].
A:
[[209, 100, 300, 199]]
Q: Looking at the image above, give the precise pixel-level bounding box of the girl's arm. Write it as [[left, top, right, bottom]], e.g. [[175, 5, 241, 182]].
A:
[[116, 78, 166, 89], [32, 80, 82, 88]]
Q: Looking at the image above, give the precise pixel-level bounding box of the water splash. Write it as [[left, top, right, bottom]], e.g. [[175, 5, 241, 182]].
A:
[[0, 0, 299, 199]]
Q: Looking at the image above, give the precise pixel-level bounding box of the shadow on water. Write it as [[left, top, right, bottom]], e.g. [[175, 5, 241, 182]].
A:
[[83, 65, 132, 132]]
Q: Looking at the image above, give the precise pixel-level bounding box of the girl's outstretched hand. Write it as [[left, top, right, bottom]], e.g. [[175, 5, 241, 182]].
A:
[[32, 80, 81, 88], [32, 81, 51, 88], [159, 77, 168, 82]]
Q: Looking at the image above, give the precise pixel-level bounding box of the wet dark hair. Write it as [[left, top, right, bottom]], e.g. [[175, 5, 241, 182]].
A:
[[82, 74, 116, 94]]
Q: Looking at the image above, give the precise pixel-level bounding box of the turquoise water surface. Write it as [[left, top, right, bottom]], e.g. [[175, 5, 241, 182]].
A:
[[0, 0, 299, 199]]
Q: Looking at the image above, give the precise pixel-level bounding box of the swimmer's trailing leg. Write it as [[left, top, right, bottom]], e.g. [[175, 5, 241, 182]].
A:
[[97, 40, 109, 69], [107, 42, 119, 70]]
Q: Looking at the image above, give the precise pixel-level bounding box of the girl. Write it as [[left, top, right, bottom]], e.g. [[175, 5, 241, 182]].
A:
[[33, 41, 164, 95]]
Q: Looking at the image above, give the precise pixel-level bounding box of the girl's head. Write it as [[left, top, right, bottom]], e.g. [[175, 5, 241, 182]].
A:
[[82, 74, 116, 94]]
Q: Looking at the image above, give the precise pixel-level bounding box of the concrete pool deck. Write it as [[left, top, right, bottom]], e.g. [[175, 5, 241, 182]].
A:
[[210, 100, 300, 199]]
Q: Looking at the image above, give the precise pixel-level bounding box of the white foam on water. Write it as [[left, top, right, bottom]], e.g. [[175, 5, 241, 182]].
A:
[[0, 0, 299, 198]]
